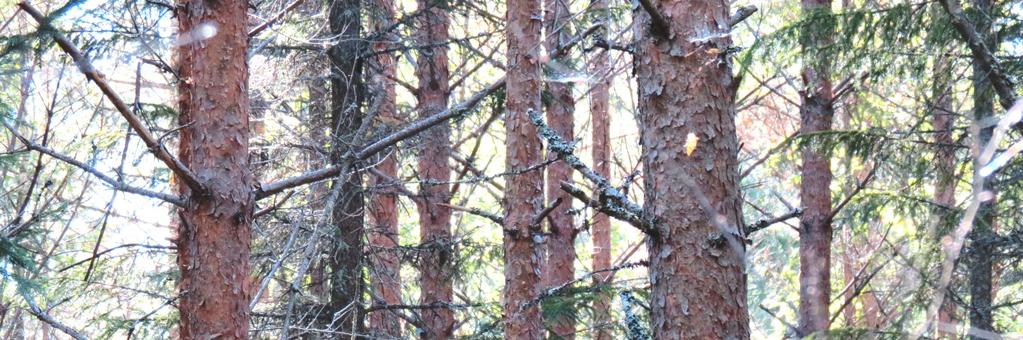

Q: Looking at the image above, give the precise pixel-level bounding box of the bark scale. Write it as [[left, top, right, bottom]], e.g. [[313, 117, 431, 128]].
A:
[[542, 0, 577, 337], [796, 0, 835, 336], [174, 0, 253, 337], [415, 0, 456, 338], [366, 0, 402, 337], [634, 0, 750, 338], [503, 0, 545, 337]]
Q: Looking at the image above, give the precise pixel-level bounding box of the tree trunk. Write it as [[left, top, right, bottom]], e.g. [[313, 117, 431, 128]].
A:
[[968, 0, 996, 335], [366, 0, 402, 337], [634, 0, 749, 338], [503, 0, 545, 337], [930, 5, 959, 337], [797, 0, 835, 336], [414, 0, 456, 338], [327, 0, 366, 335], [174, 0, 253, 338], [542, 0, 576, 338], [588, 0, 613, 338]]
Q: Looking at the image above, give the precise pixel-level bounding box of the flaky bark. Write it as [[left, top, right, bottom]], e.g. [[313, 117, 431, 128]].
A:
[[366, 0, 402, 337], [415, 0, 456, 338], [588, 0, 613, 338], [797, 0, 835, 336], [503, 0, 545, 337], [174, 0, 253, 337], [634, 0, 749, 338], [327, 0, 366, 335], [542, 0, 577, 338], [968, 0, 997, 335]]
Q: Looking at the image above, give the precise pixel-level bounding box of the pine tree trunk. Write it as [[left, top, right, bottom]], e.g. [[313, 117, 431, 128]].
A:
[[797, 0, 835, 336], [634, 0, 749, 338], [174, 0, 253, 337], [327, 0, 366, 335], [930, 6, 959, 337], [414, 1, 456, 338], [503, 0, 545, 337], [588, 0, 613, 338], [968, 0, 996, 335], [542, 0, 577, 338], [366, 0, 402, 337]]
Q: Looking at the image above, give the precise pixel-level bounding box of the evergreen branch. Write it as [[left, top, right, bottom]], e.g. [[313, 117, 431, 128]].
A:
[[17, 2, 206, 194], [20, 291, 88, 340], [937, 0, 1017, 110]]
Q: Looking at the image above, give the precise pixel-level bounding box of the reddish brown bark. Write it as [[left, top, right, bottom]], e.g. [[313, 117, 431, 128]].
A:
[[366, 0, 402, 337], [503, 0, 545, 337], [931, 11, 958, 336], [797, 0, 835, 336], [588, 0, 613, 338], [542, 0, 577, 338], [634, 0, 749, 338], [174, 0, 253, 338], [327, 0, 366, 333], [414, 0, 456, 338]]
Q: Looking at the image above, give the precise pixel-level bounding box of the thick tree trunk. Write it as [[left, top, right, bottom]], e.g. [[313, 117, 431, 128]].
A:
[[414, 0, 456, 338], [327, 0, 366, 335], [542, 0, 576, 338], [503, 0, 545, 337], [634, 0, 749, 338], [366, 0, 402, 337], [174, 0, 253, 338], [796, 0, 835, 336], [588, 1, 613, 339], [968, 0, 996, 335]]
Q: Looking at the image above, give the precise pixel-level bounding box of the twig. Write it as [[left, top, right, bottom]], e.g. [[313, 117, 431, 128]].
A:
[[728, 5, 758, 27], [439, 203, 503, 225], [248, 0, 304, 37], [17, 2, 205, 194], [746, 208, 803, 234], [20, 291, 89, 340], [254, 191, 296, 218]]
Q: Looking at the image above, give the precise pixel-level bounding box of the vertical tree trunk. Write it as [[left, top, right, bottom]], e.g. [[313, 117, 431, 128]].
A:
[[930, 5, 959, 337], [542, 0, 576, 338], [634, 0, 749, 338], [327, 0, 366, 335], [174, 0, 253, 338], [366, 0, 402, 337], [503, 0, 545, 337], [414, 0, 455, 338], [968, 0, 996, 335], [797, 0, 835, 336], [588, 0, 613, 338]]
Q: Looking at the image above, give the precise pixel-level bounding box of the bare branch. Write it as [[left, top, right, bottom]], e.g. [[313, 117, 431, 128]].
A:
[[636, 0, 670, 38], [17, 2, 206, 194], [439, 203, 503, 225], [937, 0, 1017, 110], [3, 121, 185, 206], [248, 0, 304, 37], [20, 291, 89, 340], [746, 208, 803, 234], [728, 5, 758, 27]]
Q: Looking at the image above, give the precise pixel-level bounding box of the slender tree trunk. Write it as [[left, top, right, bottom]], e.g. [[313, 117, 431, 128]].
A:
[[931, 6, 959, 336], [174, 0, 253, 337], [542, 0, 576, 338], [968, 0, 996, 335], [366, 0, 402, 337], [327, 0, 366, 335], [588, 1, 613, 339], [796, 0, 835, 336], [414, 0, 456, 338], [634, 0, 749, 338], [503, 0, 545, 337]]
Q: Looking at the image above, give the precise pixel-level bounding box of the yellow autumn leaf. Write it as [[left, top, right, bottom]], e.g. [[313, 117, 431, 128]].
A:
[[685, 132, 699, 156]]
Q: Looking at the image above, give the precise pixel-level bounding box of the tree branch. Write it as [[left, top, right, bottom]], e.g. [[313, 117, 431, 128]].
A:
[[248, 0, 304, 37], [20, 291, 89, 340], [17, 1, 205, 194], [746, 208, 802, 234], [636, 0, 670, 38], [729, 5, 758, 27], [3, 121, 185, 206], [937, 0, 1017, 110]]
